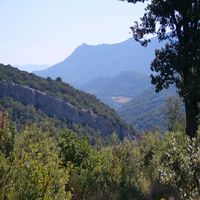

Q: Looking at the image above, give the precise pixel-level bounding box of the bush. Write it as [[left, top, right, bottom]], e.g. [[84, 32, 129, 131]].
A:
[[159, 132, 200, 200]]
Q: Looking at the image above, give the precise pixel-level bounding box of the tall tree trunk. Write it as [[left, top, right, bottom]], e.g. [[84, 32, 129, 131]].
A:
[[185, 99, 199, 137]]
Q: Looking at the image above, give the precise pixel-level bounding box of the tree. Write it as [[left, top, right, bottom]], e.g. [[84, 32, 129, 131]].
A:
[[0, 112, 15, 199], [46, 76, 52, 81], [163, 96, 185, 132], [8, 126, 71, 200], [0, 112, 15, 157], [121, 0, 200, 137], [58, 130, 91, 167], [160, 132, 200, 200], [56, 77, 62, 82]]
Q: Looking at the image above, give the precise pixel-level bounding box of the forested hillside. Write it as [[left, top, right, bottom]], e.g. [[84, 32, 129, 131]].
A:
[[78, 71, 179, 132], [118, 87, 178, 132], [1, 0, 200, 199], [0, 64, 134, 140]]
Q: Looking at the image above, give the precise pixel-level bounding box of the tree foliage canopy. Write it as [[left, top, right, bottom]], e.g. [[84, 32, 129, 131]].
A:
[[121, 0, 200, 137]]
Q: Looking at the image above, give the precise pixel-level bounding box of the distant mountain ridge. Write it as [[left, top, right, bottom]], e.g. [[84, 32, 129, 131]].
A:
[[78, 71, 152, 108], [79, 71, 151, 97], [35, 37, 163, 84]]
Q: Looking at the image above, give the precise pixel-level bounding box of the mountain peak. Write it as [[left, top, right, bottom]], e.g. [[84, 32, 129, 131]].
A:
[[80, 42, 88, 47], [35, 35, 163, 84]]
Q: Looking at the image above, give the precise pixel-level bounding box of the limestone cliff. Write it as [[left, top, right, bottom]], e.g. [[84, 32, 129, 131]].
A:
[[0, 81, 132, 139]]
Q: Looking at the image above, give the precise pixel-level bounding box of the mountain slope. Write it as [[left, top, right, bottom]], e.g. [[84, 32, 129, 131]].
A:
[[0, 64, 134, 139], [78, 71, 152, 108], [117, 87, 177, 132], [35, 37, 163, 85], [34, 36, 171, 133], [78, 71, 178, 132]]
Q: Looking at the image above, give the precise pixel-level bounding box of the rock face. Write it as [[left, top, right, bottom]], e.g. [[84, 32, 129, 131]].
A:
[[0, 81, 132, 139]]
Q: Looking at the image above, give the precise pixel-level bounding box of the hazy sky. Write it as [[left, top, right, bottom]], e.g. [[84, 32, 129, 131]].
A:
[[0, 0, 146, 66]]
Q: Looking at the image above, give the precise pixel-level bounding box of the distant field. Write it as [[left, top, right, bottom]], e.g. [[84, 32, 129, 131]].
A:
[[111, 96, 133, 104]]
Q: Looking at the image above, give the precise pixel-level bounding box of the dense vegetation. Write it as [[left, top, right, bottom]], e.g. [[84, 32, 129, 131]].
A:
[[118, 87, 180, 132], [1, 1, 199, 199], [1, 111, 199, 200], [0, 97, 119, 144], [0, 64, 130, 128], [0, 64, 134, 139]]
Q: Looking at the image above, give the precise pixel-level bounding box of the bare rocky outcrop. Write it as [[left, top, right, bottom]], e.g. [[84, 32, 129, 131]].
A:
[[0, 81, 132, 139]]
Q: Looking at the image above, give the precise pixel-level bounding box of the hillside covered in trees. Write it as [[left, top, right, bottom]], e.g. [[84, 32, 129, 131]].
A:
[[0, 0, 200, 199], [0, 64, 134, 141]]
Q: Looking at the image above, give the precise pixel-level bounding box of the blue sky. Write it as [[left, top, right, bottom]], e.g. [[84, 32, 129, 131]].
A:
[[0, 0, 146, 66]]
